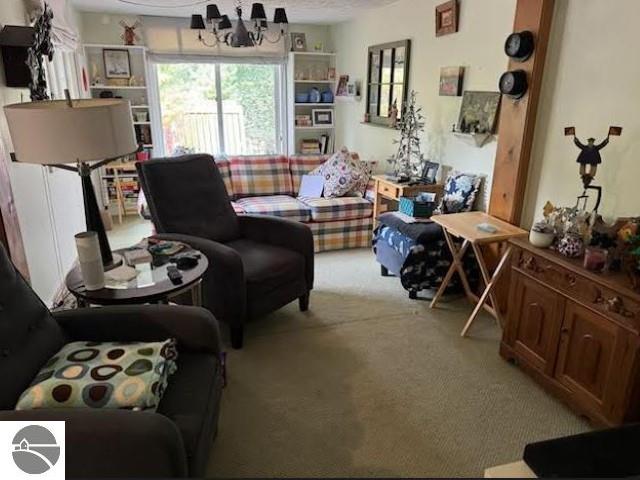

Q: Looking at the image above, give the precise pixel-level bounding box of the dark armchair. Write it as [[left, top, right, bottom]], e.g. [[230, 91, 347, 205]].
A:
[[0, 244, 224, 478], [137, 154, 314, 349]]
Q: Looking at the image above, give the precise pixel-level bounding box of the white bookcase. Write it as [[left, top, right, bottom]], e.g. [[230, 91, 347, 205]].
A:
[[82, 43, 155, 221], [287, 51, 337, 156]]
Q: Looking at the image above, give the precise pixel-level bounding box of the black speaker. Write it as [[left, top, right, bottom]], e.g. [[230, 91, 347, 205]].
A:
[[0, 26, 35, 88], [499, 70, 528, 99]]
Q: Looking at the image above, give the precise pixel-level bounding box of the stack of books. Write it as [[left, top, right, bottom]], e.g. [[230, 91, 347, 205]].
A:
[[301, 139, 321, 154], [295, 115, 312, 127]]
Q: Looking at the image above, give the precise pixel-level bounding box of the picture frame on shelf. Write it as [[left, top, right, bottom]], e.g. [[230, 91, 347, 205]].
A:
[[103, 49, 131, 79], [439, 66, 464, 96], [290, 32, 307, 52], [435, 0, 459, 37], [312, 109, 334, 127], [336, 75, 349, 96], [420, 161, 440, 184]]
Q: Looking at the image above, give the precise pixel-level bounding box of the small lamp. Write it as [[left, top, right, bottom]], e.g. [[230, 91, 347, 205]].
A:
[[250, 3, 267, 21], [190, 14, 206, 30], [274, 8, 289, 25], [4, 95, 138, 269], [218, 15, 232, 30], [206, 4, 221, 21]]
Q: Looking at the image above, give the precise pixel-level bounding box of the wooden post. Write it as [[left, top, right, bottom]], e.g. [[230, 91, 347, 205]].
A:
[[0, 141, 29, 280], [489, 0, 556, 225]]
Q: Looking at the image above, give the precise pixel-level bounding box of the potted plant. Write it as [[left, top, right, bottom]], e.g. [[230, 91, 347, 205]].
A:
[[529, 219, 555, 248]]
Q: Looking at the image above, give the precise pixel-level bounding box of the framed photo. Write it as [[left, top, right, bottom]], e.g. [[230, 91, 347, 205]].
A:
[[439, 66, 464, 96], [336, 75, 349, 96], [103, 49, 131, 79], [435, 0, 459, 37], [421, 161, 440, 184], [457, 91, 501, 134], [290, 33, 307, 52], [312, 109, 334, 127]]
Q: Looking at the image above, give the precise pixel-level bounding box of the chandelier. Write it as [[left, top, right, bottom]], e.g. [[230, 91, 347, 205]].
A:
[[190, 1, 289, 48]]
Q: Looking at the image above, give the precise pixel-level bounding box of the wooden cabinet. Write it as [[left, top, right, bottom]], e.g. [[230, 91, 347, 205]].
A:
[[502, 238, 640, 426]]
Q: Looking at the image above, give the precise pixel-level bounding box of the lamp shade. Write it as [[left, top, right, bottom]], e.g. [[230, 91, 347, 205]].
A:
[[206, 4, 221, 20], [274, 8, 288, 24], [218, 15, 232, 30], [4, 99, 137, 165], [190, 14, 206, 30], [250, 3, 267, 20]]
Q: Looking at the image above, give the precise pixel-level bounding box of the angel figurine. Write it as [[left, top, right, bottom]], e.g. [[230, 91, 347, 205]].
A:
[[120, 20, 142, 46]]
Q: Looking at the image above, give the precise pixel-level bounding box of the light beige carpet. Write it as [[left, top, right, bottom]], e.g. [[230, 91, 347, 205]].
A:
[[207, 249, 591, 478]]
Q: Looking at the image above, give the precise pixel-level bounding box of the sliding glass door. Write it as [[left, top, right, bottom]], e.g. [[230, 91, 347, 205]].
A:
[[156, 62, 283, 157]]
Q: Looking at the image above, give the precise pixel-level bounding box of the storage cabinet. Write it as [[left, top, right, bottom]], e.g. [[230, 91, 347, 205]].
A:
[[502, 238, 640, 426]]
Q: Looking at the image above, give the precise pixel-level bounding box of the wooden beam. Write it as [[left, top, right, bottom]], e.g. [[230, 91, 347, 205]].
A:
[[0, 139, 29, 280], [489, 0, 556, 225]]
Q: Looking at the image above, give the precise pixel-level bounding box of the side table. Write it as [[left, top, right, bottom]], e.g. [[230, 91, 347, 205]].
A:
[[372, 175, 444, 227], [429, 212, 527, 337], [66, 246, 208, 308]]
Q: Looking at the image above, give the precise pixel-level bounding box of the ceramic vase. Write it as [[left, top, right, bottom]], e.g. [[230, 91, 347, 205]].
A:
[[557, 233, 584, 258], [529, 230, 555, 248]]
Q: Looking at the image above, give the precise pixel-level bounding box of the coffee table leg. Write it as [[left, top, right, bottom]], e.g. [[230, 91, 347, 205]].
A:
[[191, 281, 203, 307], [461, 245, 513, 337]]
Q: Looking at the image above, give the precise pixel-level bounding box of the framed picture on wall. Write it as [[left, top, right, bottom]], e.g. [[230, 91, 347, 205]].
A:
[[103, 49, 131, 79], [439, 66, 464, 96], [457, 91, 501, 134], [435, 0, 459, 37], [290, 33, 307, 52]]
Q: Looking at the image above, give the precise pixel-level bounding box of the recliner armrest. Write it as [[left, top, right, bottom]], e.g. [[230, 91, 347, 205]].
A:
[[238, 215, 314, 289], [0, 409, 188, 478], [54, 305, 222, 356]]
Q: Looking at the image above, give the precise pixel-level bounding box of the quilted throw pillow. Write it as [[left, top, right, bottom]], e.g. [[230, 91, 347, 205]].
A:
[[16, 339, 178, 411], [312, 148, 371, 198], [436, 172, 483, 214]]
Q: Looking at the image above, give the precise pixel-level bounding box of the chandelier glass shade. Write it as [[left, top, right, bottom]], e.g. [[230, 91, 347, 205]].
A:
[[191, 2, 289, 48]]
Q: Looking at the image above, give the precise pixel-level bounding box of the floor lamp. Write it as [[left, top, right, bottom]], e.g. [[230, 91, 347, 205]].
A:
[[4, 95, 138, 269]]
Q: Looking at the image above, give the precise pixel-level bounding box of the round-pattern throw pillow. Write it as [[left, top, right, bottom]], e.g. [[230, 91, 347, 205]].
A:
[[313, 148, 370, 198]]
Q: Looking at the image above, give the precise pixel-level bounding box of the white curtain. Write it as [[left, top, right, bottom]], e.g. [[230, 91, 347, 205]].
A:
[[142, 15, 286, 60]]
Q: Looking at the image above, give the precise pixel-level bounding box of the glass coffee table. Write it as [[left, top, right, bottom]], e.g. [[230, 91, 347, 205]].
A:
[[65, 246, 208, 308]]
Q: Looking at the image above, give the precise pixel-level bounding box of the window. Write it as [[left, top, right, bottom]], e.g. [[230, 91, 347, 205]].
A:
[[366, 40, 411, 126], [157, 62, 283, 156]]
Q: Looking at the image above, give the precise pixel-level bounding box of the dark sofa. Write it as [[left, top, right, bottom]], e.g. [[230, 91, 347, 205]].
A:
[[0, 243, 224, 478]]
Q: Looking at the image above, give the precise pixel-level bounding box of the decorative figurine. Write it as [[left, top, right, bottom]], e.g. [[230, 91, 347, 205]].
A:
[[564, 126, 622, 212], [120, 20, 141, 46], [389, 99, 399, 129]]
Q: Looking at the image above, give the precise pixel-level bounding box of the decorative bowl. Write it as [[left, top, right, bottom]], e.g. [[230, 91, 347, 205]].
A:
[[529, 230, 555, 248]]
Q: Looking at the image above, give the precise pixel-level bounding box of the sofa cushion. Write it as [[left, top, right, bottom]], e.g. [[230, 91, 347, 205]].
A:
[[299, 197, 373, 222], [16, 339, 178, 411], [436, 171, 483, 214], [216, 159, 234, 198], [313, 149, 371, 198], [229, 156, 293, 198], [289, 155, 329, 194], [235, 196, 311, 222]]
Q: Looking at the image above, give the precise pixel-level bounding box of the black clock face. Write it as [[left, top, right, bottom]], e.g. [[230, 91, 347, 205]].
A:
[[500, 73, 515, 93], [506, 34, 521, 56]]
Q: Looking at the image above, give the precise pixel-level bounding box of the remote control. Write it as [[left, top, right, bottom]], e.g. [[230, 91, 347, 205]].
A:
[[167, 266, 183, 285]]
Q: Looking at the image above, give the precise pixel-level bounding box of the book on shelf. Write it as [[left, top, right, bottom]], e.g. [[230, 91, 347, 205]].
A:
[[300, 139, 321, 154]]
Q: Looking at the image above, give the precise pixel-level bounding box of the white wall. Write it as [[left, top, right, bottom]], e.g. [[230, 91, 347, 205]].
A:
[[0, 0, 85, 304], [78, 11, 331, 51], [329, 0, 516, 210], [523, 0, 640, 226]]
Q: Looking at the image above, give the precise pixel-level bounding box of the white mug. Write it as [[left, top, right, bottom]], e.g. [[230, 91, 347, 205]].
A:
[[75, 231, 105, 291]]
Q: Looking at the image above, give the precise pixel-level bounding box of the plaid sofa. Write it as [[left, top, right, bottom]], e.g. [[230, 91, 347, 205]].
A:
[[220, 154, 376, 253]]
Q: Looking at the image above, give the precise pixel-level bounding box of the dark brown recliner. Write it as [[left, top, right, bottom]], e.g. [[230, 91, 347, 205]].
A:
[[0, 243, 224, 478], [137, 154, 314, 349]]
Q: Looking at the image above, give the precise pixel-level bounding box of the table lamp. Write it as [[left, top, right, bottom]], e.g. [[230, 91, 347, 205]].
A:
[[4, 94, 138, 269]]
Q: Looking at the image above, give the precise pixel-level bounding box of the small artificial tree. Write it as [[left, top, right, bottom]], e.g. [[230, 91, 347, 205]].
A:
[[388, 90, 426, 179]]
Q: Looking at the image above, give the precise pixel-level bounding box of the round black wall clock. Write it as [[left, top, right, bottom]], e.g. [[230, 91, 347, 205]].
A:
[[499, 70, 528, 99], [505, 31, 535, 62]]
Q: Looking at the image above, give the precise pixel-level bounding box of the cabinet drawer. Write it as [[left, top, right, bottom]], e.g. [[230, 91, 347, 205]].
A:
[[378, 182, 399, 199], [514, 249, 640, 333]]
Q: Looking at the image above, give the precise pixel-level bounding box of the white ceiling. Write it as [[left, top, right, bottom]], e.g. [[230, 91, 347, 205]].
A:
[[70, 0, 400, 25]]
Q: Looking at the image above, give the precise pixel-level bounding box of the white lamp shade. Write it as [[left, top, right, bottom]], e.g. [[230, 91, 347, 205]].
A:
[[4, 99, 137, 165]]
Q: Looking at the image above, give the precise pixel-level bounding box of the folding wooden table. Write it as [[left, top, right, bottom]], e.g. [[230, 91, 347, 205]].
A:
[[429, 212, 527, 337]]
